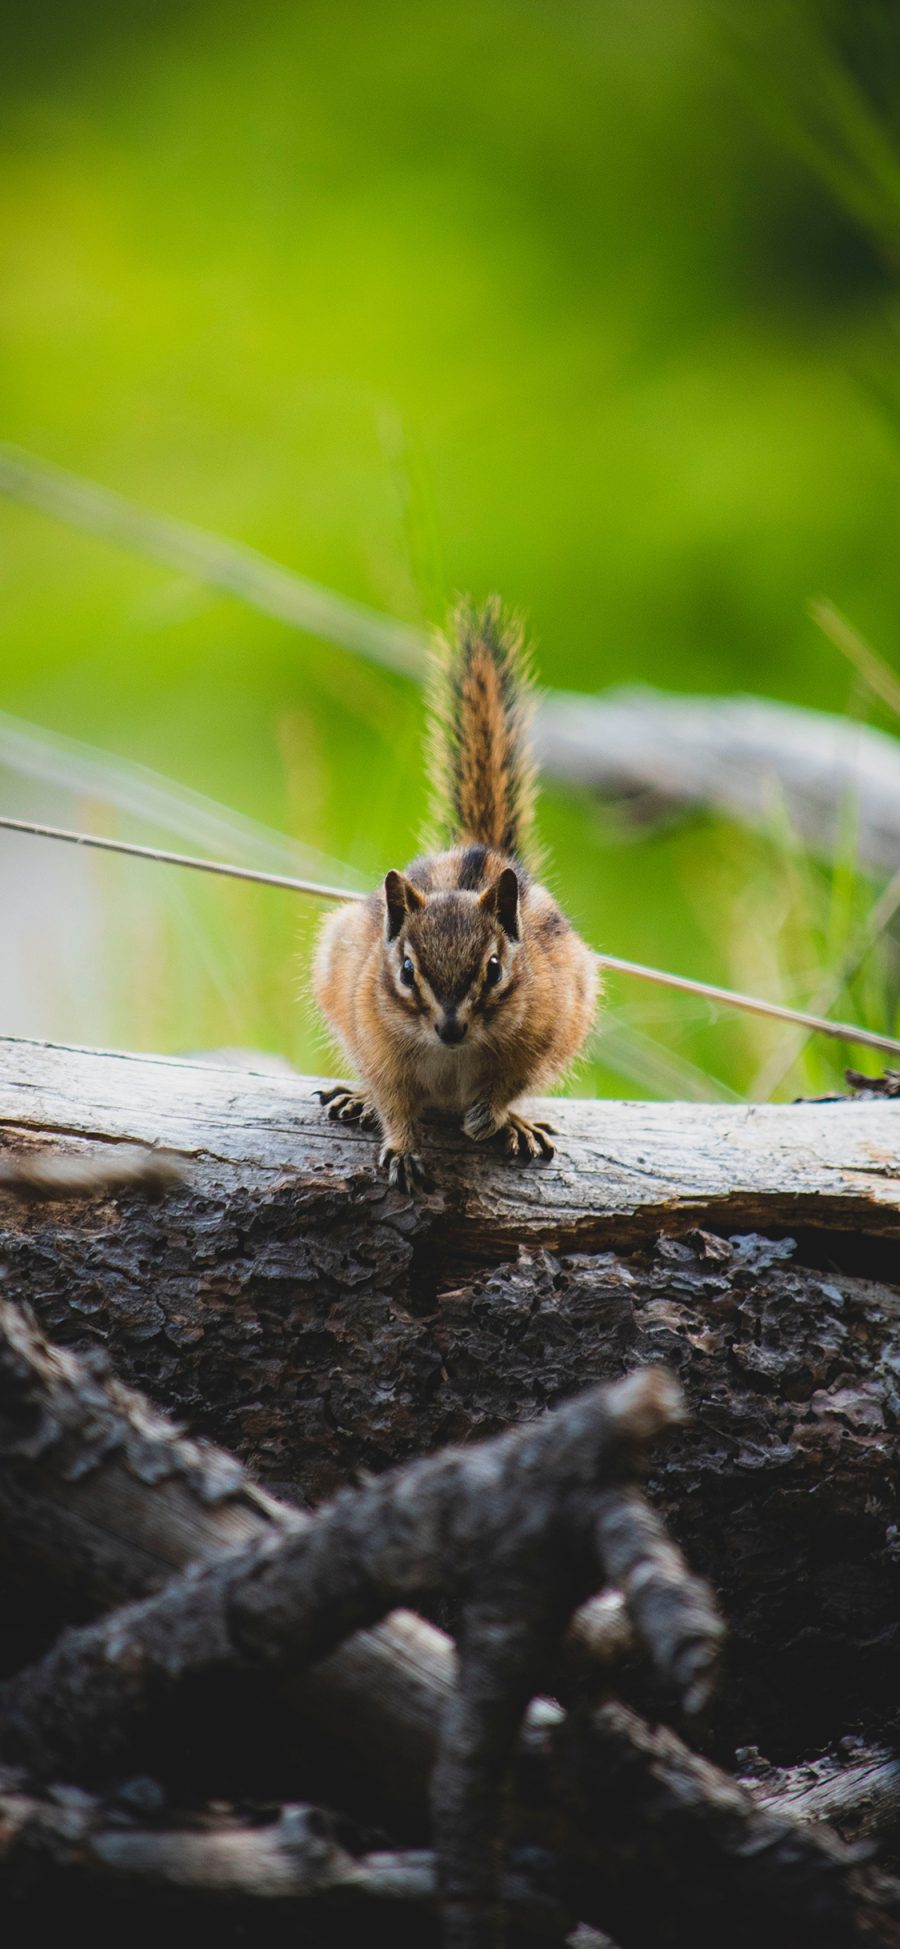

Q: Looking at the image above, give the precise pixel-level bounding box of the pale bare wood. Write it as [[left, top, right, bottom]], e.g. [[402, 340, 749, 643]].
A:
[[750, 1748, 900, 1843], [0, 1770, 437, 1905], [0, 1035, 897, 1253]]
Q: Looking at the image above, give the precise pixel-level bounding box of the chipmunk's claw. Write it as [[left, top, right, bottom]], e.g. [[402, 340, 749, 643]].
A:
[[317, 1087, 380, 1131], [500, 1114, 556, 1161], [463, 1100, 556, 1161], [379, 1144, 431, 1193]]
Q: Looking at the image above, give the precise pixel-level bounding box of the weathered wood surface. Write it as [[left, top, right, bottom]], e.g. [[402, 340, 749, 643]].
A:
[[1, 1034, 899, 1764], [0, 1034, 898, 1250], [534, 686, 900, 873], [0, 1769, 453, 1949], [751, 1745, 900, 1845]]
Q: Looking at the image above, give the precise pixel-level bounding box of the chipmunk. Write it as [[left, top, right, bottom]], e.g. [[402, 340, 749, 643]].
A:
[[313, 598, 599, 1188]]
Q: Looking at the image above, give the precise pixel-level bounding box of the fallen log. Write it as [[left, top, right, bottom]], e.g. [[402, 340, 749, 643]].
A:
[[0, 1772, 462, 1949], [0, 1362, 716, 1946], [1, 1035, 898, 1253], [746, 1743, 900, 1846], [2, 1299, 898, 1948], [0, 1037, 898, 1758]]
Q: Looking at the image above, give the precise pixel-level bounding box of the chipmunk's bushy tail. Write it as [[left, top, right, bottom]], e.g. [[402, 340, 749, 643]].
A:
[[428, 597, 537, 861]]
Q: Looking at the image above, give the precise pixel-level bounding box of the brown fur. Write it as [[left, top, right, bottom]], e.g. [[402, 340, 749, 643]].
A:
[[313, 601, 599, 1185], [427, 596, 537, 862]]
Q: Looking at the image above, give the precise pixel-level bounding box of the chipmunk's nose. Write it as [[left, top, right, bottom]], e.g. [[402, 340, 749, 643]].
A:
[[437, 1012, 467, 1046]]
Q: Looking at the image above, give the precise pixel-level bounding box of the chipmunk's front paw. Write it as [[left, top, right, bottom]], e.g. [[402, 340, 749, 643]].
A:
[[500, 1112, 556, 1161], [378, 1143, 431, 1192], [462, 1099, 501, 1143], [316, 1086, 380, 1131], [463, 1101, 556, 1160]]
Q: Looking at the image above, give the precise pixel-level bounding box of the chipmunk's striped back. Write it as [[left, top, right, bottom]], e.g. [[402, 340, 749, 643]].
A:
[[428, 598, 537, 862]]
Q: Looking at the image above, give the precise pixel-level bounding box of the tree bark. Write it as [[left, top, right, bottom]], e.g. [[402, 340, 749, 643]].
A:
[[2, 1294, 898, 1949], [0, 1036, 898, 1759], [2, 1035, 900, 1942]]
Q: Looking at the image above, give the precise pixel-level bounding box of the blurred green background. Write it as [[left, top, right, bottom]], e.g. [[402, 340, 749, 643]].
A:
[[1, 0, 899, 1099]]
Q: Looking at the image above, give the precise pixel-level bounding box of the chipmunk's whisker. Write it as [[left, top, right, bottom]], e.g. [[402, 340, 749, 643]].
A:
[[2, 810, 899, 1059]]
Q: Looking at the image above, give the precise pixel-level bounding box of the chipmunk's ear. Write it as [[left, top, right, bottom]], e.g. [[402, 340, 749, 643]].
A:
[[384, 870, 426, 942], [480, 865, 519, 940]]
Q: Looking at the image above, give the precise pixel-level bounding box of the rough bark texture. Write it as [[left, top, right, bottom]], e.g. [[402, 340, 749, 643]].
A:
[[2, 1035, 900, 1942], [0, 1368, 706, 1785], [2, 1294, 898, 1949], [0, 1036, 898, 1760]]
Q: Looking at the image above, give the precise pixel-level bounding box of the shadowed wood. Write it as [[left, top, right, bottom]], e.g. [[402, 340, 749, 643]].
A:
[[2, 1301, 899, 1948]]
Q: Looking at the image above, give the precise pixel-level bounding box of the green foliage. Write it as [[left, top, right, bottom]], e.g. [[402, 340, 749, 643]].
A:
[[1, 0, 899, 1097]]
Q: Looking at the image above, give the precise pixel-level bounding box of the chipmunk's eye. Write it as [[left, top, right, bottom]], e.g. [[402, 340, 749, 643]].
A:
[[485, 955, 502, 987], [400, 957, 416, 987]]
